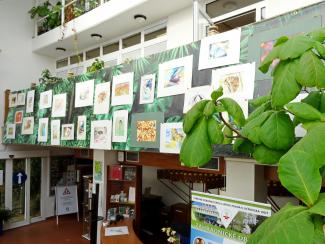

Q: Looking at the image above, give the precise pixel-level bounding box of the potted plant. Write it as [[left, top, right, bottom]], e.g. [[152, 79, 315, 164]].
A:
[[180, 27, 325, 243], [39, 69, 62, 84], [0, 209, 12, 235], [87, 58, 104, 73]]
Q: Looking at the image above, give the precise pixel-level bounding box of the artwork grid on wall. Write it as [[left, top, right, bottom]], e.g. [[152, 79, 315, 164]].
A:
[[14, 111, 23, 124], [39, 90, 53, 109], [26, 90, 35, 113], [93, 81, 111, 115], [61, 124, 75, 140], [112, 110, 129, 143], [17, 92, 26, 106], [77, 115, 87, 140], [38, 118, 49, 142], [183, 86, 213, 113], [139, 74, 156, 104], [52, 93, 67, 118], [111, 72, 134, 106], [90, 120, 112, 150], [9, 93, 17, 108], [51, 119, 61, 145], [160, 122, 185, 154], [75, 79, 95, 108], [21, 117, 34, 135], [6, 123, 16, 139]]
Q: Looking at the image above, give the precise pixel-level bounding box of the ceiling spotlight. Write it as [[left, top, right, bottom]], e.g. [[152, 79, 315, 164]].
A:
[[55, 47, 66, 52], [134, 14, 147, 23], [91, 33, 103, 40]]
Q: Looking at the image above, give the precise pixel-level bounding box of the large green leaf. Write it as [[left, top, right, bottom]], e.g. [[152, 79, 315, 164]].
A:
[[309, 193, 325, 216], [247, 204, 314, 244], [301, 91, 321, 110], [203, 101, 216, 117], [274, 36, 289, 47], [312, 215, 325, 244], [286, 102, 323, 121], [253, 144, 285, 165], [183, 100, 209, 134], [219, 98, 246, 127], [320, 93, 325, 113], [296, 51, 325, 88], [314, 41, 325, 59], [260, 111, 295, 150], [259, 45, 280, 74], [222, 126, 233, 144], [180, 117, 212, 167], [279, 150, 322, 206], [249, 94, 271, 108], [308, 28, 325, 42], [271, 60, 301, 108], [246, 101, 271, 123], [211, 87, 223, 101], [233, 138, 254, 154], [278, 35, 315, 60], [207, 117, 224, 144]]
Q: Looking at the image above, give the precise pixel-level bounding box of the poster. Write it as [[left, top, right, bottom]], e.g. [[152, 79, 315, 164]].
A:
[[75, 79, 95, 108], [90, 120, 112, 150], [139, 74, 156, 104], [38, 118, 49, 142], [191, 191, 271, 244], [112, 110, 128, 142], [52, 93, 67, 117], [160, 122, 185, 154], [111, 72, 134, 106], [55, 185, 78, 216], [51, 119, 61, 145], [39, 90, 53, 109], [93, 160, 103, 183], [26, 90, 35, 113], [93, 82, 111, 115]]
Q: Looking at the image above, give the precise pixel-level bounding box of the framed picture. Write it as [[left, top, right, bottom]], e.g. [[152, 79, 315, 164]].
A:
[[212, 63, 256, 99], [130, 112, 164, 148], [52, 93, 67, 117], [198, 28, 241, 70], [90, 120, 112, 150], [14, 111, 23, 124], [6, 124, 15, 139], [139, 74, 156, 104], [22, 117, 34, 135], [112, 110, 128, 142], [51, 120, 61, 145], [93, 82, 111, 115], [26, 90, 35, 113], [9, 93, 17, 108], [157, 55, 193, 97], [93, 160, 104, 184], [75, 79, 95, 108], [111, 72, 134, 106], [17, 92, 26, 106], [77, 115, 87, 140], [61, 124, 74, 140], [38, 118, 49, 142], [39, 90, 53, 109], [160, 122, 185, 154], [183, 86, 213, 113]]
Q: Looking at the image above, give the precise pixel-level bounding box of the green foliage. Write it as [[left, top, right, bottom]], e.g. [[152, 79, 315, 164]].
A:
[[219, 98, 246, 127], [249, 94, 271, 108], [278, 35, 315, 60], [207, 118, 223, 144], [233, 138, 254, 154], [286, 102, 323, 121], [211, 87, 223, 101], [252, 144, 285, 164], [301, 91, 321, 109], [87, 58, 105, 73], [183, 100, 209, 134]]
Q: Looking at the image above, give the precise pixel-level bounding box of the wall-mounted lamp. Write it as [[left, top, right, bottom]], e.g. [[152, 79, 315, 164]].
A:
[[91, 33, 103, 40], [134, 14, 147, 23]]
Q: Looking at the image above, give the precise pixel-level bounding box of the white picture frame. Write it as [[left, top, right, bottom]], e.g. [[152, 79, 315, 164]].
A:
[[51, 120, 61, 145], [39, 90, 53, 109], [9, 93, 17, 108], [111, 72, 134, 106], [61, 124, 74, 140], [38, 118, 49, 142], [198, 28, 241, 70], [183, 86, 213, 113], [160, 122, 185, 154], [93, 82, 111, 115], [77, 115, 87, 140], [6, 123, 16, 139], [22, 117, 34, 135], [112, 110, 128, 142], [17, 92, 26, 106], [52, 93, 67, 118], [139, 74, 156, 104], [90, 120, 112, 150], [75, 79, 95, 108], [14, 111, 23, 124], [26, 90, 35, 113], [157, 55, 193, 98]]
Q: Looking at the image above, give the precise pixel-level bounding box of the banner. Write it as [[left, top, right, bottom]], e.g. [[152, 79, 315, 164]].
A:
[[55, 185, 78, 216], [191, 191, 271, 244]]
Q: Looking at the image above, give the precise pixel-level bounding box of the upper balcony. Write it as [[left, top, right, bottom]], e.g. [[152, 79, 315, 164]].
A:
[[32, 0, 192, 58]]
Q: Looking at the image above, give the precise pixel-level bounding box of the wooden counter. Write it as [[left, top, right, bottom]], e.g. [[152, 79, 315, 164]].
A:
[[101, 219, 142, 244]]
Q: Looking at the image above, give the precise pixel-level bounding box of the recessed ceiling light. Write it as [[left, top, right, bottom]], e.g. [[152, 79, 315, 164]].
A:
[[91, 33, 103, 40], [134, 14, 147, 23], [56, 47, 66, 52], [223, 1, 237, 10]]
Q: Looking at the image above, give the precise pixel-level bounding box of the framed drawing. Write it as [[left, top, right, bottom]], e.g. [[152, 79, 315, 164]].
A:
[[39, 90, 53, 109], [111, 72, 134, 106], [160, 122, 185, 154], [94, 82, 111, 115], [75, 79, 95, 108], [52, 93, 67, 118], [139, 74, 156, 104], [198, 28, 241, 70], [26, 90, 35, 113], [90, 120, 112, 150], [112, 110, 128, 142], [14, 111, 23, 124], [183, 86, 213, 113], [51, 120, 61, 145], [61, 124, 74, 140], [77, 115, 87, 140], [157, 55, 193, 97], [9, 93, 17, 108], [17, 92, 26, 106], [22, 117, 34, 135], [6, 124, 15, 139], [38, 118, 49, 142], [130, 112, 164, 148]]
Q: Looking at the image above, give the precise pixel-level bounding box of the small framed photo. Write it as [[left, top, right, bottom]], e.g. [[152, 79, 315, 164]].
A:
[[94, 82, 111, 115], [111, 72, 134, 106], [112, 110, 128, 142], [51, 120, 61, 145], [26, 90, 35, 113], [160, 122, 185, 154], [52, 93, 67, 118], [39, 90, 53, 109], [38, 118, 49, 142], [61, 124, 74, 140], [17, 92, 26, 106], [22, 117, 34, 135], [6, 124, 16, 139], [139, 74, 156, 104], [9, 93, 17, 108], [75, 79, 95, 108], [77, 115, 87, 140], [90, 120, 112, 150], [14, 111, 23, 124]]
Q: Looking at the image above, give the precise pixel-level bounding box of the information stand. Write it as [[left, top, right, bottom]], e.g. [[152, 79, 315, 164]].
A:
[[55, 185, 79, 225]]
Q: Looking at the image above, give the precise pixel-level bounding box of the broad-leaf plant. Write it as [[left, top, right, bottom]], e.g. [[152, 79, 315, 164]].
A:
[[180, 28, 325, 243]]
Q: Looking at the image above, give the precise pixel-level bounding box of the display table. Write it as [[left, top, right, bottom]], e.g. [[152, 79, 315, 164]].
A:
[[101, 219, 142, 244]]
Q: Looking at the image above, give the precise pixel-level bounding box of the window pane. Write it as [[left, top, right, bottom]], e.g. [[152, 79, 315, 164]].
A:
[[56, 58, 68, 69], [122, 49, 141, 63], [11, 159, 26, 223], [104, 59, 118, 68], [144, 27, 167, 41], [103, 42, 119, 55], [0, 160, 5, 209], [214, 10, 256, 33], [70, 53, 83, 65], [144, 41, 167, 56], [122, 33, 141, 49], [86, 47, 100, 60]]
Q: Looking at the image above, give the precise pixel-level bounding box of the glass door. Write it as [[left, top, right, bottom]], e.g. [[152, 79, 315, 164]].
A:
[[30, 158, 43, 222]]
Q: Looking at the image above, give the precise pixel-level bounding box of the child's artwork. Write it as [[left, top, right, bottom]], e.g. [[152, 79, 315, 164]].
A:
[[183, 86, 213, 113], [157, 55, 193, 97], [111, 72, 134, 106], [90, 120, 112, 150], [6, 124, 16, 139], [199, 28, 241, 70], [75, 79, 94, 107], [137, 120, 157, 142], [61, 124, 74, 140], [93, 160, 103, 184], [9, 93, 17, 108], [77, 115, 87, 140], [22, 117, 34, 135], [14, 111, 23, 124], [26, 90, 35, 113], [17, 92, 26, 106], [93, 82, 111, 115], [51, 120, 61, 145], [38, 118, 49, 142], [39, 90, 53, 109], [112, 110, 128, 142], [139, 74, 156, 104], [160, 123, 185, 154], [52, 93, 67, 117]]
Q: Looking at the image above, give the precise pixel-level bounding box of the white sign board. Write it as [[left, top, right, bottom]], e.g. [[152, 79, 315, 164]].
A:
[[55, 185, 79, 225]]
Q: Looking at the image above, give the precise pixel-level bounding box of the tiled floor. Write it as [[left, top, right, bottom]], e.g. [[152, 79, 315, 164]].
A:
[[0, 215, 89, 244]]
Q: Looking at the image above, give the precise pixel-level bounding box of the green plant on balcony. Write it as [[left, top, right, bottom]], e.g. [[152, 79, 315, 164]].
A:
[[39, 69, 63, 84], [87, 58, 104, 73], [180, 27, 325, 243]]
